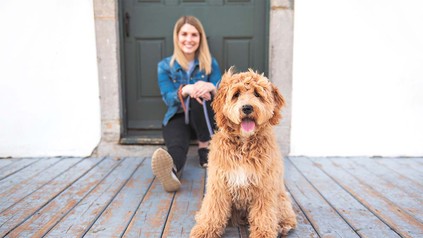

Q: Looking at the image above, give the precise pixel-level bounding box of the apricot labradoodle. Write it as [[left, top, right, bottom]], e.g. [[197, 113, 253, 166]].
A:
[[190, 69, 297, 238]]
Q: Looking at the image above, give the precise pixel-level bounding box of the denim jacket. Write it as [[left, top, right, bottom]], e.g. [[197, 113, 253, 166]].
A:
[[157, 56, 222, 126]]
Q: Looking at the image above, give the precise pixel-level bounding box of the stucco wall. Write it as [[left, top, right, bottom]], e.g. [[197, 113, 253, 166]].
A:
[[0, 1, 100, 157], [291, 0, 423, 156], [1, 0, 421, 157]]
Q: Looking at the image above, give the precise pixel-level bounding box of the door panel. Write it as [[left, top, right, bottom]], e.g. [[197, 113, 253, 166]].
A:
[[122, 0, 268, 140]]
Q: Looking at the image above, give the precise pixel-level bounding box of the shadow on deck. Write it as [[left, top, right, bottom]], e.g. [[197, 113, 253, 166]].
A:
[[0, 155, 422, 237]]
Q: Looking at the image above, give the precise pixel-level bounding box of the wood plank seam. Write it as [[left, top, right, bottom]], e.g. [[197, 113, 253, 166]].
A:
[[83, 158, 155, 237], [318, 162, 402, 236], [0, 158, 62, 193], [79, 157, 148, 237], [157, 189, 177, 237], [346, 158, 423, 222], [1, 157, 107, 236], [119, 176, 156, 237], [329, 158, 423, 233], [288, 157, 361, 236], [0, 158, 20, 170], [0, 158, 104, 236], [284, 186, 321, 238], [285, 157, 361, 237], [161, 156, 206, 237], [41, 157, 138, 237], [0, 158, 42, 181], [375, 159, 422, 186], [0, 158, 84, 213], [285, 158, 323, 238], [38, 157, 126, 237], [314, 158, 411, 238], [289, 157, 402, 238]]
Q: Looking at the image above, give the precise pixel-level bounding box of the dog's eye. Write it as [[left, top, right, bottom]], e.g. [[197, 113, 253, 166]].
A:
[[233, 91, 240, 99], [254, 90, 261, 98]]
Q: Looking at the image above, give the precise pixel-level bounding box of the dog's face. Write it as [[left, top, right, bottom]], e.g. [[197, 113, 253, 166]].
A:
[[212, 68, 285, 137]]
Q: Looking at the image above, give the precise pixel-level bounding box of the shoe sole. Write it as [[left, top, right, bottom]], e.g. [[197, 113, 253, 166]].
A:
[[151, 148, 181, 192]]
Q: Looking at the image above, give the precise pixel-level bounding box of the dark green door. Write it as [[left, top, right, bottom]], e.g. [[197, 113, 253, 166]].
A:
[[121, 0, 268, 142]]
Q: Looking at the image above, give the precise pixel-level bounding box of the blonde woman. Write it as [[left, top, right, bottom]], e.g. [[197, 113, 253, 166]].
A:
[[152, 16, 221, 192]]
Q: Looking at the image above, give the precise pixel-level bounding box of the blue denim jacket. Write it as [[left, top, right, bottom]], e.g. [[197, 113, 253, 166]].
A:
[[157, 56, 222, 126]]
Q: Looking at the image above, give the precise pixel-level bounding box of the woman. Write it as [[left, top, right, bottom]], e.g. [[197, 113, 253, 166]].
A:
[[151, 16, 221, 192]]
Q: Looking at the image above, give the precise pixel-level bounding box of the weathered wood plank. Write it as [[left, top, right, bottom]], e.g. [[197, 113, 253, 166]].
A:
[[122, 176, 175, 237], [379, 158, 423, 172], [375, 158, 423, 184], [0, 157, 61, 193], [285, 158, 360, 237], [350, 158, 423, 197], [0, 158, 17, 170], [0, 158, 82, 212], [162, 157, 207, 237], [340, 157, 423, 222], [44, 157, 145, 237], [313, 157, 423, 238], [83, 158, 154, 237], [0, 158, 41, 181], [1, 156, 421, 238], [284, 189, 319, 238], [4, 157, 120, 237], [290, 157, 401, 238], [0, 157, 103, 237]]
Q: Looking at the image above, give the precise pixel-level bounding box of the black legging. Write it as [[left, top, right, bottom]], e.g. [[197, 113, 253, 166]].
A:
[[162, 98, 215, 172]]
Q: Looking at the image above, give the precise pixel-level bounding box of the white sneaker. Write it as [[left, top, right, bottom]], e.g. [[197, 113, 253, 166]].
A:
[[151, 148, 181, 192]]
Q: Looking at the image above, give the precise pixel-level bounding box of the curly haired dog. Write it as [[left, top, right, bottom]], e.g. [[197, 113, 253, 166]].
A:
[[190, 69, 297, 238]]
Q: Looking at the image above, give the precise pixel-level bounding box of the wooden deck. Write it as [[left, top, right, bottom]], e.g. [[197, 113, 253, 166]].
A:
[[0, 155, 422, 237]]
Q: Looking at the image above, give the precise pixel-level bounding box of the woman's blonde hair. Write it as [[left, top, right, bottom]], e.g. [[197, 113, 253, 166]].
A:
[[170, 16, 212, 74]]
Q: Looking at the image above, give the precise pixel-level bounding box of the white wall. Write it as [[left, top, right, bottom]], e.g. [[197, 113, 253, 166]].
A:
[[0, 1, 100, 157], [291, 0, 423, 156]]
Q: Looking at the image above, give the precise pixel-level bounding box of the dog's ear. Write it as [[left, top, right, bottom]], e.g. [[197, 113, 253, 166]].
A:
[[269, 84, 285, 125], [212, 69, 233, 128]]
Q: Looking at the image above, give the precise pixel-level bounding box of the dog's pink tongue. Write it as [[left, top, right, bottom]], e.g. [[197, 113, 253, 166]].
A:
[[241, 120, 255, 132]]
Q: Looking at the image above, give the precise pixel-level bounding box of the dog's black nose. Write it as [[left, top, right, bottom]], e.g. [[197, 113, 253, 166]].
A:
[[242, 105, 254, 115]]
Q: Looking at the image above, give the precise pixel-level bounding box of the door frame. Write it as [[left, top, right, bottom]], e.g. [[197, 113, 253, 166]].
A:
[[93, 0, 294, 157]]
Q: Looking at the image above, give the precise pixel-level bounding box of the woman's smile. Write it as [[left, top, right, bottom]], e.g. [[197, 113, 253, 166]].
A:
[[178, 23, 200, 60]]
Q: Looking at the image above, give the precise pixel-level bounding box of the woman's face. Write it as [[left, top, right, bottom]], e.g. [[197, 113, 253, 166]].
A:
[[177, 23, 200, 59]]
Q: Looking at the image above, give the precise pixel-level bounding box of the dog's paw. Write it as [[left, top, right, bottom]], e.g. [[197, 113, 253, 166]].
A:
[[279, 217, 297, 236], [249, 229, 278, 238], [279, 225, 294, 236], [190, 225, 221, 238]]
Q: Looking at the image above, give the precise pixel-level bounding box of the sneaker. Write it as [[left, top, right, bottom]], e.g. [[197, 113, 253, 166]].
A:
[[151, 148, 181, 192], [198, 148, 209, 168]]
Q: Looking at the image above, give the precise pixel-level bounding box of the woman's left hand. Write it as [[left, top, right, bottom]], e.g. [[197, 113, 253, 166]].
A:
[[192, 81, 216, 99]]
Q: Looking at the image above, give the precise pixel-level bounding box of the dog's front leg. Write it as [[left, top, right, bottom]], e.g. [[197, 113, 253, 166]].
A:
[[277, 191, 297, 235], [248, 190, 279, 238], [190, 175, 231, 238]]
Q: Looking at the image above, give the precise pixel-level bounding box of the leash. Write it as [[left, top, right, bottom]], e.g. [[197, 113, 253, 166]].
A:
[[202, 99, 214, 136], [183, 96, 214, 136]]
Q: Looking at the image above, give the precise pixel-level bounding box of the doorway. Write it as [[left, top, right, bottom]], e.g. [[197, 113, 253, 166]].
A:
[[120, 0, 269, 143]]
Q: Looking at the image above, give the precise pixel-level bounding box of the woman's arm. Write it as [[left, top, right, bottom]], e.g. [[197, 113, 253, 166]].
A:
[[209, 57, 222, 86], [157, 61, 180, 107]]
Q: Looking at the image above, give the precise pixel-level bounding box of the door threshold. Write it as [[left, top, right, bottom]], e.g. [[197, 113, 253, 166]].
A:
[[120, 136, 198, 145], [120, 136, 164, 145]]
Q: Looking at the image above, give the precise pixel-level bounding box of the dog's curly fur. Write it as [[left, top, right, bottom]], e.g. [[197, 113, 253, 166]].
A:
[[190, 69, 297, 238]]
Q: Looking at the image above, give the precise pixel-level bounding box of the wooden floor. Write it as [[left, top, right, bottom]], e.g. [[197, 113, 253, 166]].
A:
[[0, 155, 422, 237]]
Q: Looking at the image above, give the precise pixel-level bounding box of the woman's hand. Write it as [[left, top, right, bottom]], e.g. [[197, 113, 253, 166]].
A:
[[182, 82, 216, 104], [181, 84, 194, 97], [193, 81, 216, 98]]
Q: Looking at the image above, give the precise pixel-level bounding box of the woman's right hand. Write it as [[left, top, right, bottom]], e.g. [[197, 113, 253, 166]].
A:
[[182, 83, 213, 104], [181, 84, 194, 97]]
